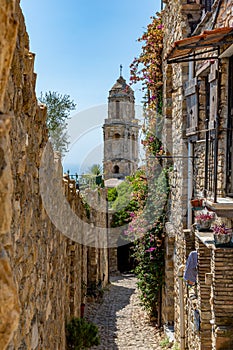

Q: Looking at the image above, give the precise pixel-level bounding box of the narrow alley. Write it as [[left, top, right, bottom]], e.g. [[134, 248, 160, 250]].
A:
[[85, 276, 169, 350]]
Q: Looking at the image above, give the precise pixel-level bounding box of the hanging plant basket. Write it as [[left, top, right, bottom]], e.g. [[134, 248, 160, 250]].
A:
[[214, 233, 232, 247], [213, 224, 233, 247], [196, 220, 212, 231], [195, 210, 215, 231]]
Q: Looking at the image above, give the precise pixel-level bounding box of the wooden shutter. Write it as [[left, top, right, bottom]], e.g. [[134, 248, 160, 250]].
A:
[[204, 0, 214, 12], [185, 78, 198, 135], [208, 61, 218, 130]]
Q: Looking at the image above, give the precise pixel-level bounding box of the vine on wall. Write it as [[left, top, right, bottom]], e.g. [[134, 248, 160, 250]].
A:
[[128, 12, 170, 318], [130, 13, 163, 112]]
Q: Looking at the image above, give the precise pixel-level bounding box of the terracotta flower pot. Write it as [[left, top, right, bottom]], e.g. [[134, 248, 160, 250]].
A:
[[191, 198, 203, 208]]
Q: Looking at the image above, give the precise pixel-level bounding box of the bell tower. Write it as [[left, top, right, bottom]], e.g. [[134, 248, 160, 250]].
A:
[[103, 70, 140, 180]]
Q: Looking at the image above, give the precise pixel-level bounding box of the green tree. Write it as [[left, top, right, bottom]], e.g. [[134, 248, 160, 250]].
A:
[[39, 91, 76, 156], [49, 123, 70, 157], [88, 164, 102, 176], [107, 187, 118, 203]]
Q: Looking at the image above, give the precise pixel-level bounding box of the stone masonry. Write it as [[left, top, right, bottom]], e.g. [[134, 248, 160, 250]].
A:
[[162, 0, 233, 349], [0, 1, 108, 349], [103, 75, 140, 180]]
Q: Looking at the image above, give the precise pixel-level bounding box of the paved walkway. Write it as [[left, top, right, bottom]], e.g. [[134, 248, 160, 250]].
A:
[[85, 275, 169, 350]]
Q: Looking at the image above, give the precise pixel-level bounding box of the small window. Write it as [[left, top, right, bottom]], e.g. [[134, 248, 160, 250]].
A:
[[113, 133, 121, 139], [116, 101, 120, 118], [113, 165, 119, 174]]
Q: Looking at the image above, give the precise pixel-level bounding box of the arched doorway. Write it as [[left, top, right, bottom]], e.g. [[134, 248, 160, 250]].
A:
[[113, 165, 119, 174], [117, 240, 135, 273]]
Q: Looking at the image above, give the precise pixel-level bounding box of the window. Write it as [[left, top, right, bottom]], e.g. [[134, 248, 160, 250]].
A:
[[208, 61, 218, 130], [202, 0, 214, 12], [132, 134, 136, 158], [113, 133, 120, 139], [185, 78, 199, 135], [116, 101, 120, 118], [113, 165, 119, 174]]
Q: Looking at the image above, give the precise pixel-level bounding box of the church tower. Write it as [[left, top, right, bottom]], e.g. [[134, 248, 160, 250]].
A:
[[103, 70, 140, 181]]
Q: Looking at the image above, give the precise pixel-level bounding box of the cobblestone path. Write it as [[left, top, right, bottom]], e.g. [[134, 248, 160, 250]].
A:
[[85, 275, 168, 350]]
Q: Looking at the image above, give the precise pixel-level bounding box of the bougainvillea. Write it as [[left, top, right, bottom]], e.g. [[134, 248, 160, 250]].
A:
[[123, 166, 170, 317], [128, 12, 169, 319], [109, 12, 169, 320], [110, 170, 148, 228], [130, 13, 163, 112]]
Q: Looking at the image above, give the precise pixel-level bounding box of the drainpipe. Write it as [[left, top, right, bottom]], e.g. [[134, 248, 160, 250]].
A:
[[204, 76, 210, 198], [187, 141, 193, 228], [177, 265, 185, 350], [187, 59, 194, 228], [213, 53, 221, 202]]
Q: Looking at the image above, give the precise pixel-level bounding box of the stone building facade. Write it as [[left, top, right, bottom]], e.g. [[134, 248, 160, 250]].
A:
[[103, 74, 140, 180], [162, 0, 233, 349], [0, 2, 108, 349]]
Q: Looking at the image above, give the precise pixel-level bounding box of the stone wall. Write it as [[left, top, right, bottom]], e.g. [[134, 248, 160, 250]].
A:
[[162, 0, 193, 342], [186, 233, 233, 350], [162, 1, 233, 348], [0, 2, 109, 349]]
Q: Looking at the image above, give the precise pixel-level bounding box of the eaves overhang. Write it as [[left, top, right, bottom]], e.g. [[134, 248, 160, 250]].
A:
[[166, 27, 233, 64]]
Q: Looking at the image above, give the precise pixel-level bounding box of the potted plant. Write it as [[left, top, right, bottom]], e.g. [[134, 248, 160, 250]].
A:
[[195, 211, 215, 231], [191, 198, 203, 208], [212, 223, 232, 246]]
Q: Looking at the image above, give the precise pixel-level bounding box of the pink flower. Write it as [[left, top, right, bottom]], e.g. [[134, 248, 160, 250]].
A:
[[145, 247, 156, 252], [213, 224, 232, 234], [195, 211, 214, 222]]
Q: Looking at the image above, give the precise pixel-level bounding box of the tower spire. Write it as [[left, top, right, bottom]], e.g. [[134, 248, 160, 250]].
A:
[[120, 64, 123, 77]]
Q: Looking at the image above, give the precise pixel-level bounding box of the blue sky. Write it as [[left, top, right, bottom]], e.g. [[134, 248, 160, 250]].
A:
[[20, 1, 160, 172]]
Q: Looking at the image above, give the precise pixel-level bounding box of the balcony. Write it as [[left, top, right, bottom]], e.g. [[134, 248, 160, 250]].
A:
[[206, 197, 233, 218]]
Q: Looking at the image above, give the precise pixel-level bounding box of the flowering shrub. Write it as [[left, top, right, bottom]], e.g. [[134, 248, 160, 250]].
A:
[[127, 12, 168, 319], [110, 170, 148, 228], [124, 167, 170, 317], [195, 211, 214, 222], [142, 133, 163, 157], [130, 13, 163, 112], [110, 11, 168, 320], [212, 223, 232, 235]]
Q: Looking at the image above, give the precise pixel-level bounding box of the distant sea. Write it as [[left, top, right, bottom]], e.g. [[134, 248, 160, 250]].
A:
[[62, 163, 82, 176]]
